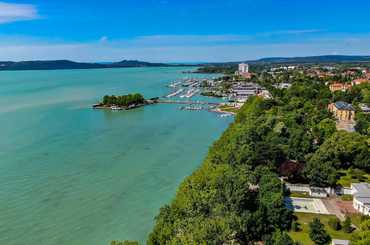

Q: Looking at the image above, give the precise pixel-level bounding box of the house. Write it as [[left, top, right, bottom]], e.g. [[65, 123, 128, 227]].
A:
[[352, 78, 370, 86], [329, 82, 352, 92], [273, 83, 292, 89], [328, 102, 355, 121], [331, 239, 350, 245], [257, 90, 272, 99], [310, 187, 329, 198], [359, 103, 370, 113], [351, 183, 370, 216]]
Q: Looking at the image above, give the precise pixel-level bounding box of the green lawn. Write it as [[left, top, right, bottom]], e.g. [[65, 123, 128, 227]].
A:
[[337, 169, 370, 187], [289, 213, 354, 245], [218, 105, 239, 114], [348, 213, 369, 228]]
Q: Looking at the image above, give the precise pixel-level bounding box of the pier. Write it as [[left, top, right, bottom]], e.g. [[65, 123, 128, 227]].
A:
[[158, 99, 222, 106]]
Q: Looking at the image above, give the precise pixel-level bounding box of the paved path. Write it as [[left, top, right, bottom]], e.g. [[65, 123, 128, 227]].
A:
[[322, 198, 345, 220], [336, 120, 356, 132]]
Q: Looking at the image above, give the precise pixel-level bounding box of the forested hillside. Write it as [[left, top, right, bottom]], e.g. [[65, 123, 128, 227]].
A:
[[146, 76, 369, 244]]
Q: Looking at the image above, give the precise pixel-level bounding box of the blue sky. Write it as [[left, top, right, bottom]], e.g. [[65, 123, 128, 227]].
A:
[[0, 0, 370, 62]]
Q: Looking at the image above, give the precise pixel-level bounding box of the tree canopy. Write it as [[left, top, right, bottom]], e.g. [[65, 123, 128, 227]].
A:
[[102, 93, 145, 107], [309, 218, 331, 245]]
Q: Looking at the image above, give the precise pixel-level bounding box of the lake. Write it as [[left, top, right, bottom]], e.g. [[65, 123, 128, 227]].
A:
[[0, 67, 232, 245]]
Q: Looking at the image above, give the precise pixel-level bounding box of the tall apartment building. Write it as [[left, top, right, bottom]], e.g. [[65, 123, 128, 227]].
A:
[[238, 63, 249, 73]]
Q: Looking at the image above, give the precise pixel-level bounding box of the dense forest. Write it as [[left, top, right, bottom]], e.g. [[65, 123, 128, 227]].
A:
[[146, 75, 369, 244], [102, 93, 145, 107], [148, 96, 293, 244]]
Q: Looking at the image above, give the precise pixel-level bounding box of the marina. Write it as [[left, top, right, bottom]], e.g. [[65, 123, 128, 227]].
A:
[[166, 88, 184, 98], [91, 73, 267, 117]]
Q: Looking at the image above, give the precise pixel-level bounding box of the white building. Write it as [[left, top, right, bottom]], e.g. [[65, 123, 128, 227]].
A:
[[351, 183, 370, 216], [331, 239, 350, 245], [359, 103, 370, 113], [231, 83, 261, 103], [238, 63, 249, 73], [273, 83, 292, 89]]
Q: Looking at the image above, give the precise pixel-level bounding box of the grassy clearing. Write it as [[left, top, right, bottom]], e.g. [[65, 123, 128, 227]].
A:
[[348, 213, 370, 228], [289, 213, 354, 245], [218, 105, 239, 114], [337, 169, 370, 187]]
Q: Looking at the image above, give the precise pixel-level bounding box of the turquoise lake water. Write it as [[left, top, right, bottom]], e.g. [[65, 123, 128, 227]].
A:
[[0, 67, 232, 245]]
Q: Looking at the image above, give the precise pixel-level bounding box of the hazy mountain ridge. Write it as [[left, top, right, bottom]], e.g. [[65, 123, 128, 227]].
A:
[[254, 55, 370, 64], [202, 55, 370, 66], [1, 55, 370, 71], [0, 59, 173, 71]]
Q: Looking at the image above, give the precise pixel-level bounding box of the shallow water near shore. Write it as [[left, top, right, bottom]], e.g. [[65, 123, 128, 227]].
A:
[[0, 67, 232, 245]]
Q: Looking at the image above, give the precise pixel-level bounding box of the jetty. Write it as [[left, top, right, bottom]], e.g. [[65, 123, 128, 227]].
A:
[[158, 99, 221, 106], [166, 88, 184, 98]]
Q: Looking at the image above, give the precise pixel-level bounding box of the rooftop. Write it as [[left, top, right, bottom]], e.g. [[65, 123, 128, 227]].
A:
[[334, 101, 355, 111], [352, 183, 370, 206], [359, 103, 370, 112], [352, 183, 370, 194]]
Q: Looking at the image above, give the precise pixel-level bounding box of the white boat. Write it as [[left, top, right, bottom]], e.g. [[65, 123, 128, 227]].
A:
[[110, 106, 122, 110], [166, 88, 184, 98]]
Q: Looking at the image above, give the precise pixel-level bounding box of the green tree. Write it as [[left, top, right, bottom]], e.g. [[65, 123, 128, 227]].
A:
[[270, 230, 295, 245], [312, 118, 337, 145], [352, 219, 370, 245], [292, 221, 301, 232], [355, 112, 370, 135], [328, 217, 341, 231], [342, 216, 352, 233], [309, 218, 331, 245], [305, 131, 370, 187], [111, 241, 139, 245]]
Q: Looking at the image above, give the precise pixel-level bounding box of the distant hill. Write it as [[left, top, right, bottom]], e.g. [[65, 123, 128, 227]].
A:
[[0, 59, 175, 71], [0, 60, 104, 71], [201, 55, 370, 67], [250, 55, 370, 64], [109, 60, 170, 68]]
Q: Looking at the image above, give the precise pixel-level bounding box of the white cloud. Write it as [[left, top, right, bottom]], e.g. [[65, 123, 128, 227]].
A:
[[99, 36, 109, 43], [0, 2, 38, 24]]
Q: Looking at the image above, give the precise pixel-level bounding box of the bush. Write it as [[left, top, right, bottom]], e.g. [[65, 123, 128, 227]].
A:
[[309, 218, 331, 245], [292, 221, 301, 232], [270, 230, 295, 245], [342, 216, 353, 233], [111, 241, 139, 245], [328, 217, 341, 231]]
